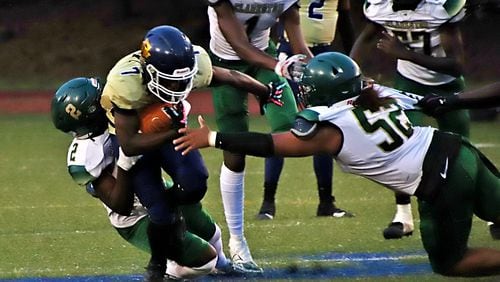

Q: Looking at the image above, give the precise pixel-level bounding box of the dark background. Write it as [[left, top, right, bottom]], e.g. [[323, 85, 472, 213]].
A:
[[0, 0, 499, 91]]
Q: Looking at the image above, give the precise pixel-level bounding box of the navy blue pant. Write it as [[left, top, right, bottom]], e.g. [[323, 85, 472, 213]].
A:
[[111, 135, 209, 225]]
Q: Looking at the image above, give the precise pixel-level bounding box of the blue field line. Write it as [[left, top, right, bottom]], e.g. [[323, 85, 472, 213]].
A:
[[2, 251, 432, 281]]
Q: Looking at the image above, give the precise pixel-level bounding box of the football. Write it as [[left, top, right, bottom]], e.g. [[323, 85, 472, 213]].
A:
[[139, 102, 173, 134]]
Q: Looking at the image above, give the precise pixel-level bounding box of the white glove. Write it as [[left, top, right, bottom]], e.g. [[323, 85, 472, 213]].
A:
[[116, 147, 142, 171], [274, 54, 307, 82]]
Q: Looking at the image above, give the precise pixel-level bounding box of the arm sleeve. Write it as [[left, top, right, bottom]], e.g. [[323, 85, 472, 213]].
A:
[[214, 132, 275, 157]]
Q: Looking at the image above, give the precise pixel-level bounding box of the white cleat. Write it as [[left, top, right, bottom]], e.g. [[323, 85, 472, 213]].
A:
[[229, 236, 263, 273]]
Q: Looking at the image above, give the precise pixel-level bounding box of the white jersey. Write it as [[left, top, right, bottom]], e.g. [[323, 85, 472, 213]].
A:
[[304, 85, 435, 195], [364, 0, 466, 85], [207, 0, 298, 60], [66, 132, 148, 228]]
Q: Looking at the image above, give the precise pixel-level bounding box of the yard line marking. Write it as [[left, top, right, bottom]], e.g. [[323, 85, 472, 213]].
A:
[[1, 251, 432, 281], [475, 143, 499, 148]]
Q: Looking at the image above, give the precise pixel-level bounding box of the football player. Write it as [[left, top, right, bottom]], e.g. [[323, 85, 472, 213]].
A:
[[174, 52, 500, 277], [260, 0, 356, 220], [206, 0, 314, 271], [350, 0, 470, 239], [99, 25, 285, 279], [50, 77, 241, 280]]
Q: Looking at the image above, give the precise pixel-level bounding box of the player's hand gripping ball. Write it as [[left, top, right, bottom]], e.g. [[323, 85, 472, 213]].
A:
[[139, 103, 173, 133]]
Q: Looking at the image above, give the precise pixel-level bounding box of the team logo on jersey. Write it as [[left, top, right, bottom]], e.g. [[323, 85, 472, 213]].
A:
[[233, 3, 284, 14], [141, 39, 152, 59]]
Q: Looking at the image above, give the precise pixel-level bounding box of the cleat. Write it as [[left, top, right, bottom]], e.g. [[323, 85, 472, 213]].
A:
[[144, 260, 166, 282], [213, 260, 248, 275], [383, 222, 413, 239], [229, 237, 263, 273], [256, 200, 275, 220], [316, 202, 354, 218], [488, 222, 500, 240]]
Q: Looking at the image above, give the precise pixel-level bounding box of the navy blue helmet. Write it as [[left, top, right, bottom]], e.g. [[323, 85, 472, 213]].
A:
[[141, 25, 197, 104]]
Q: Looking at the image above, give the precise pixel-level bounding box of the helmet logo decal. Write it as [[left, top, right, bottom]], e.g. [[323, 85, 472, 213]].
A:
[[141, 39, 152, 59], [173, 67, 191, 76], [65, 104, 82, 120]]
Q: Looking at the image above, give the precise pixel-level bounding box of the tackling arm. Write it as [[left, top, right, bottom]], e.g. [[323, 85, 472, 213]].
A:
[[114, 108, 179, 156], [92, 166, 134, 216], [418, 82, 500, 115], [211, 66, 268, 98], [173, 116, 342, 158]]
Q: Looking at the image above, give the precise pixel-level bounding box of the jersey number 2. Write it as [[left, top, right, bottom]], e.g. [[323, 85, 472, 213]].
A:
[[308, 0, 326, 20]]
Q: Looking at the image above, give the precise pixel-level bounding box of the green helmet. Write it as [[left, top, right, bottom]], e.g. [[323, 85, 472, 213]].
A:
[[299, 52, 362, 107], [51, 77, 107, 138]]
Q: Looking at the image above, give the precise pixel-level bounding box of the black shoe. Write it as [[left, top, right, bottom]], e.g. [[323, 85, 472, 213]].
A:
[[383, 222, 413, 239], [256, 200, 275, 220], [144, 261, 166, 282], [316, 203, 354, 218], [489, 223, 500, 240]]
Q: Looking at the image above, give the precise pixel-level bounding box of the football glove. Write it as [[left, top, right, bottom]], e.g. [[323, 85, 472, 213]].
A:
[[116, 147, 142, 171], [274, 54, 307, 82], [165, 103, 186, 129], [260, 81, 285, 115], [417, 93, 458, 117]]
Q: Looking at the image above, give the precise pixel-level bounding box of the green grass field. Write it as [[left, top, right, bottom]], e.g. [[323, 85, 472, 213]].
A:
[[0, 114, 499, 281]]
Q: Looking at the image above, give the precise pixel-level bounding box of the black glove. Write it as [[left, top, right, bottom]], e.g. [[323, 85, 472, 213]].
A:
[[417, 93, 457, 117], [164, 102, 186, 129], [259, 81, 285, 115]]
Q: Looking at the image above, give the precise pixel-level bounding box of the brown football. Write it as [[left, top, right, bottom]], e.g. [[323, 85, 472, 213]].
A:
[[139, 102, 173, 134]]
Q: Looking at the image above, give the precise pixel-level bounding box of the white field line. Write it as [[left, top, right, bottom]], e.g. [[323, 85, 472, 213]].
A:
[[475, 143, 499, 148], [303, 253, 428, 263]]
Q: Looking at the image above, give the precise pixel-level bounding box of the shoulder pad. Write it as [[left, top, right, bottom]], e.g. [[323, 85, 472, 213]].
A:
[[66, 134, 112, 186], [193, 45, 214, 89], [426, 0, 465, 16], [68, 165, 95, 186], [290, 109, 320, 138], [101, 51, 147, 111], [297, 108, 321, 122]]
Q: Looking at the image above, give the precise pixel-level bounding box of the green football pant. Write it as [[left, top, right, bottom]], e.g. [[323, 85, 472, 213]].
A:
[[115, 203, 215, 267], [418, 144, 500, 274], [210, 45, 298, 133]]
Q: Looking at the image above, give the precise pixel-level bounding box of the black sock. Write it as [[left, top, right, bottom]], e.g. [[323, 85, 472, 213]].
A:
[[395, 193, 411, 205], [263, 182, 277, 202], [318, 187, 334, 205], [147, 222, 169, 267]]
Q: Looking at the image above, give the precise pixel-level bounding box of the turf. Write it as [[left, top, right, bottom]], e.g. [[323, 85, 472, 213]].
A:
[[0, 114, 499, 281]]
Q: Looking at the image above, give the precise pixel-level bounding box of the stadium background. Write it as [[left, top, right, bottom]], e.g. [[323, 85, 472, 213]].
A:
[[0, 0, 499, 116]]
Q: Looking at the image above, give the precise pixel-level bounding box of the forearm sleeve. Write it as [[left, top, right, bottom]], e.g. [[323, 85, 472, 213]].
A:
[[214, 132, 275, 157]]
